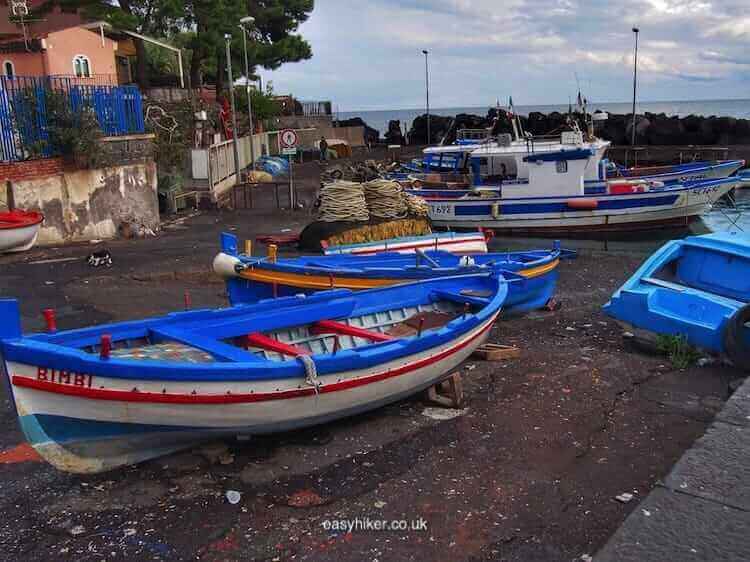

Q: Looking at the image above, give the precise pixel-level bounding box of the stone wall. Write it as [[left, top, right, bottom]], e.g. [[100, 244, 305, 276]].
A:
[[10, 161, 159, 246]]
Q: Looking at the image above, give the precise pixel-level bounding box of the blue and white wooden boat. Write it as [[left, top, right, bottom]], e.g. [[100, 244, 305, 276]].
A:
[[418, 147, 741, 235], [0, 273, 508, 473], [603, 159, 745, 186], [603, 232, 750, 363], [322, 231, 488, 255], [215, 233, 573, 315]]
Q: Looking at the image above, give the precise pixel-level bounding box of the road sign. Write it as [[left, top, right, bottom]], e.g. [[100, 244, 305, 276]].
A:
[[282, 147, 297, 155], [279, 128, 298, 149]]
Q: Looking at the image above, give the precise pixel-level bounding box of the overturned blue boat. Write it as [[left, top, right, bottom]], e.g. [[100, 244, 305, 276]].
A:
[[214, 233, 575, 315], [603, 232, 750, 366]]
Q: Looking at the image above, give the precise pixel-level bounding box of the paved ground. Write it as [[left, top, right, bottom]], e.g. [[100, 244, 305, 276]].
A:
[[595, 374, 750, 562], [0, 206, 746, 561]]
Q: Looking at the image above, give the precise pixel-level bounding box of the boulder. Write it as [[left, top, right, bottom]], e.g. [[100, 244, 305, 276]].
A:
[[384, 120, 405, 145]]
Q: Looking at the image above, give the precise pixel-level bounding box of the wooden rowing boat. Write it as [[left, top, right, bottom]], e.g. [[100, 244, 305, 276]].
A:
[[214, 233, 574, 315], [0, 273, 508, 473]]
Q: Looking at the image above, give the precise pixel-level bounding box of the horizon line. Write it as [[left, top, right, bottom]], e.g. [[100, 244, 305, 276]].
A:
[[336, 97, 750, 114]]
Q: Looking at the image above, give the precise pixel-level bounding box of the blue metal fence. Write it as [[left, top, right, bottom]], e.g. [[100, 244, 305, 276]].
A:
[[0, 75, 145, 162]]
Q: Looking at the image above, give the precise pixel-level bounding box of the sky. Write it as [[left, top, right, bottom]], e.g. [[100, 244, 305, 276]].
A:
[[256, 0, 750, 111]]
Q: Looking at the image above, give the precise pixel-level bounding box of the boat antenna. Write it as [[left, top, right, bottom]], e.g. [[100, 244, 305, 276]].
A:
[[508, 96, 520, 141]]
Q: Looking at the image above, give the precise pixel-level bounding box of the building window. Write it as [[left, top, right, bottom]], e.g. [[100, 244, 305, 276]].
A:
[[556, 160, 568, 173], [3, 60, 14, 78], [73, 55, 92, 78]]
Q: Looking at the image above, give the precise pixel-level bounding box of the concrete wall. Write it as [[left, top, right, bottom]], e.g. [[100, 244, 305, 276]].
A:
[[12, 161, 158, 246], [296, 126, 365, 148], [274, 115, 334, 130]]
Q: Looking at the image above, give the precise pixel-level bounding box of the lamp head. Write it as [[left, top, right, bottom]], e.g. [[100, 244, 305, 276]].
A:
[[422, 50, 428, 55], [240, 16, 255, 25], [224, 33, 232, 40], [632, 27, 639, 33]]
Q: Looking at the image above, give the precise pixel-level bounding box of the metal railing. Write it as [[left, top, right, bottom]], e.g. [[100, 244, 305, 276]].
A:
[[300, 100, 332, 116], [0, 75, 143, 162]]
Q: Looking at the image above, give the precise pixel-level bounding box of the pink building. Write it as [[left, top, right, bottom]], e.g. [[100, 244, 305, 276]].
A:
[[0, 24, 119, 81]]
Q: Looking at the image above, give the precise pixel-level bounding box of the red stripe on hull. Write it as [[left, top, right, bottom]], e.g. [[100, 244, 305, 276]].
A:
[[11, 315, 497, 405]]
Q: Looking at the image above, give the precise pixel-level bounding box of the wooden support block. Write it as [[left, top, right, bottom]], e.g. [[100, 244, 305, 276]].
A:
[[426, 372, 464, 408], [472, 343, 521, 361]]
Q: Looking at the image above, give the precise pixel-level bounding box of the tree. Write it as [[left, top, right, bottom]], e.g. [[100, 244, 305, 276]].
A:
[[188, 0, 314, 90], [35, 1, 314, 91]]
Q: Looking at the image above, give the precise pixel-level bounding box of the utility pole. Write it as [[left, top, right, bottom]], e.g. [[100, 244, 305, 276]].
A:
[[422, 49, 430, 145], [240, 16, 256, 169], [225, 34, 241, 183], [631, 27, 640, 147]]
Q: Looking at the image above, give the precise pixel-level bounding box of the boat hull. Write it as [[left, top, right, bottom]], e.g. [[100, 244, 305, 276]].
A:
[[603, 232, 750, 354], [5, 312, 495, 473], [218, 255, 560, 315], [425, 179, 738, 235], [0, 222, 41, 253], [323, 232, 488, 255]]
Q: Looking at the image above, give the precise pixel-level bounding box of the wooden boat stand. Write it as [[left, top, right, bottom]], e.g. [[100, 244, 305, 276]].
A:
[[427, 372, 464, 408]]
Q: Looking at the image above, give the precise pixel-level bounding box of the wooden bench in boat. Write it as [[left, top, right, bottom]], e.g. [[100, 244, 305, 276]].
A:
[[310, 320, 393, 342]]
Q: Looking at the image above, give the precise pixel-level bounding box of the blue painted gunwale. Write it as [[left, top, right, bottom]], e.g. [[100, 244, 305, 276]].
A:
[[602, 231, 750, 353], [0, 273, 508, 382], [614, 159, 744, 180]]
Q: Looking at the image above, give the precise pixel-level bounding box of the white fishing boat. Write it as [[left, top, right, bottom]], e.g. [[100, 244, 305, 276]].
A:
[[423, 147, 740, 235]]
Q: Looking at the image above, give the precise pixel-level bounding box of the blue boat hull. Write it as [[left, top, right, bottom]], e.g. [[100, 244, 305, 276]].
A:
[[603, 232, 750, 356], [217, 233, 571, 316], [224, 266, 557, 316]]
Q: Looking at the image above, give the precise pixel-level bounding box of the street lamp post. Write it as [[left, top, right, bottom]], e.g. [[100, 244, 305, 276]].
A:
[[422, 49, 430, 145], [631, 27, 639, 147], [239, 15, 256, 169], [225, 33, 241, 183]]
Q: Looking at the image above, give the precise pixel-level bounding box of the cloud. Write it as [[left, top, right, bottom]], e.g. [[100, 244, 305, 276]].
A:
[[257, 0, 750, 110]]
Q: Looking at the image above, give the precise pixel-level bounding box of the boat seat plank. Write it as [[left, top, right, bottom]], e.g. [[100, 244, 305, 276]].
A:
[[430, 289, 490, 307], [246, 332, 311, 356], [641, 277, 746, 306], [310, 320, 394, 342], [642, 277, 687, 292], [150, 327, 260, 363]]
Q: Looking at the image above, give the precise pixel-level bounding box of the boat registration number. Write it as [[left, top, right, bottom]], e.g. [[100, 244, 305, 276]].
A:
[[430, 203, 455, 218], [36, 367, 93, 388]]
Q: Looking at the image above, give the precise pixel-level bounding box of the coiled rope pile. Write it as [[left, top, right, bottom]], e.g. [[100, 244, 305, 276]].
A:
[[405, 193, 429, 217], [317, 181, 369, 222], [364, 179, 408, 220]]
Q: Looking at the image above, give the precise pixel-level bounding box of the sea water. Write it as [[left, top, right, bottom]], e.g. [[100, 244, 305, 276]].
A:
[[339, 99, 750, 137]]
